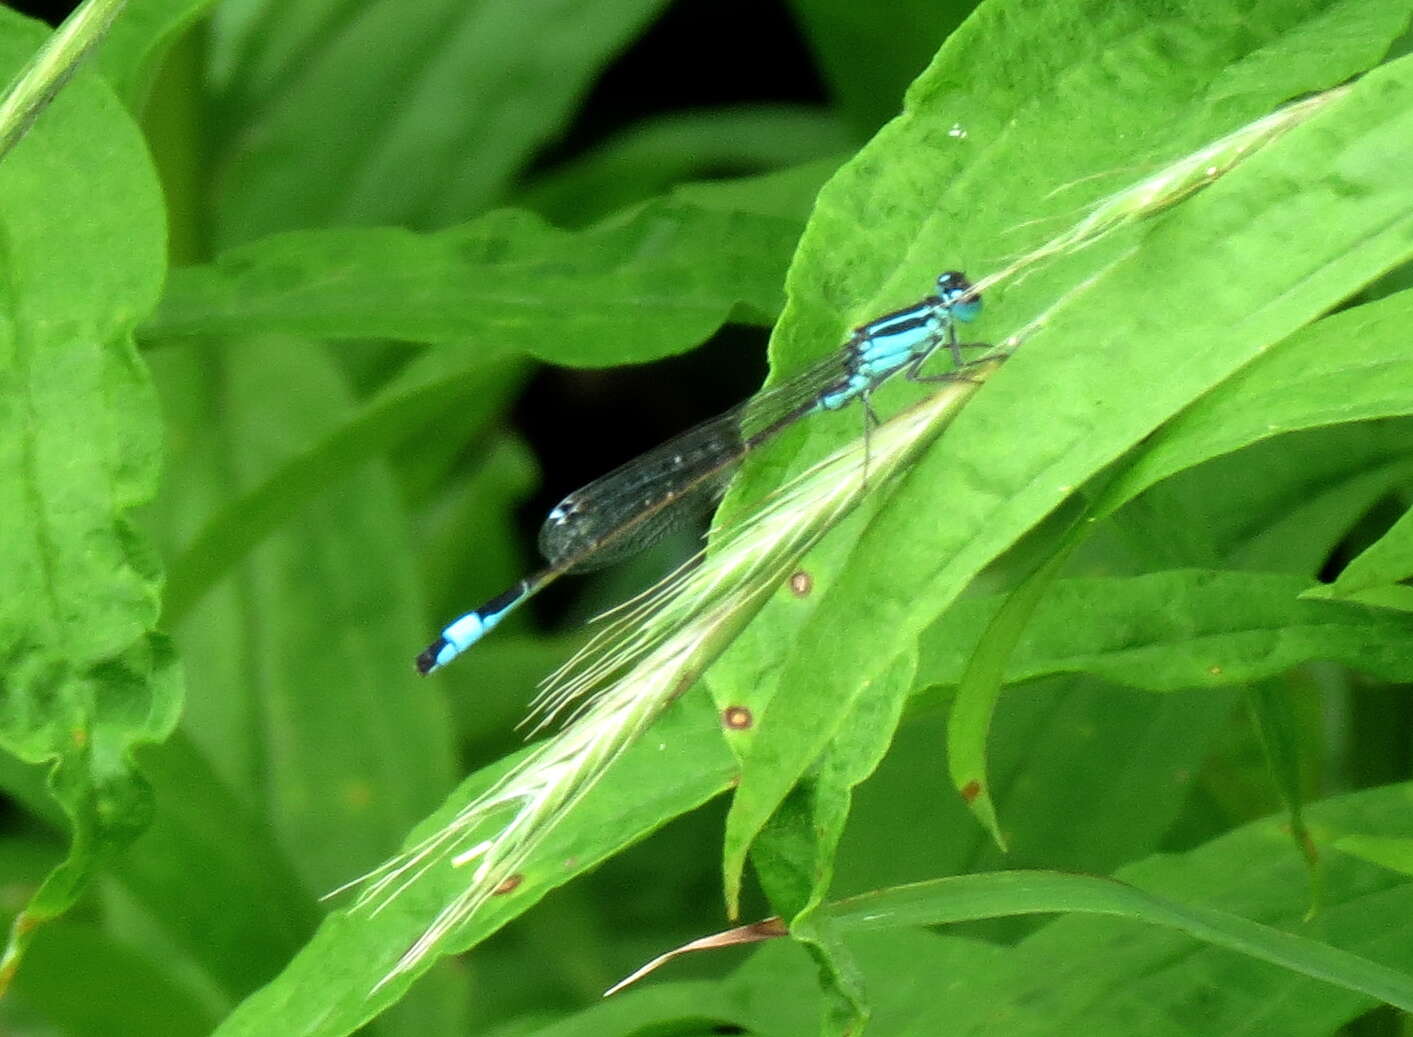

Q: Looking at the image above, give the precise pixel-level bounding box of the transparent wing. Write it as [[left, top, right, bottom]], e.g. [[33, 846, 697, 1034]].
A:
[[537, 346, 856, 573]]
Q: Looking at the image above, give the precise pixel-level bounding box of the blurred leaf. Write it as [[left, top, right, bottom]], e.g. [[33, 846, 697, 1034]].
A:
[[376, 960, 473, 1036], [481, 970, 817, 1037], [211, 0, 672, 239], [205, 0, 351, 101], [1334, 834, 1413, 875], [671, 157, 844, 223], [788, 0, 974, 132], [518, 106, 853, 227], [110, 733, 320, 1000], [96, 0, 216, 107], [1308, 499, 1413, 602], [947, 530, 1084, 847], [5, 916, 214, 1036], [720, 0, 1413, 914], [1245, 678, 1321, 911], [143, 199, 800, 365], [415, 435, 540, 633], [441, 634, 582, 747], [1109, 421, 1413, 576], [161, 347, 524, 626], [151, 338, 456, 892], [833, 680, 1240, 891], [0, 6, 170, 989], [147, 332, 469, 1030]]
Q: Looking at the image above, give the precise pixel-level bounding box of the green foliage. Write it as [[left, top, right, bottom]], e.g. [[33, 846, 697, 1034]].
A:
[[0, 2, 174, 1003], [1, 0, 1411, 1034]]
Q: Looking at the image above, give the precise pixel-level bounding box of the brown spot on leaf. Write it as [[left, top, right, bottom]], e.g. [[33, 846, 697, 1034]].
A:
[[722, 706, 753, 730], [789, 570, 813, 597], [960, 780, 983, 803]]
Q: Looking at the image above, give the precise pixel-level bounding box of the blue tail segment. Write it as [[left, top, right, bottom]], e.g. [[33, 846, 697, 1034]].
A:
[[415, 580, 535, 674], [416, 270, 983, 675]]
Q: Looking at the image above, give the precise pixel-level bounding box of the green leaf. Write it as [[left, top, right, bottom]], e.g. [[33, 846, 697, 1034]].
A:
[[143, 199, 800, 366], [672, 157, 846, 224], [828, 871, 1413, 1012], [789, 912, 870, 1036], [1095, 287, 1413, 518], [947, 531, 1084, 847], [748, 651, 918, 919], [721, 0, 1413, 914], [821, 782, 1413, 1031], [1323, 582, 1413, 611], [945, 282, 1413, 843], [212, 691, 736, 1036], [917, 569, 1413, 691], [517, 106, 854, 228], [6, 734, 323, 1034], [0, 5, 170, 990], [1307, 499, 1413, 602], [211, 0, 672, 239], [1334, 834, 1413, 876]]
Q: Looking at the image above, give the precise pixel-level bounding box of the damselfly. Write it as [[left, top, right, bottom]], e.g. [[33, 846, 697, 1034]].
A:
[[417, 271, 983, 674]]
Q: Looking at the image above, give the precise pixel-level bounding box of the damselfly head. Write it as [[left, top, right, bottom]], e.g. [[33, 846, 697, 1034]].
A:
[[936, 270, 982, 322]]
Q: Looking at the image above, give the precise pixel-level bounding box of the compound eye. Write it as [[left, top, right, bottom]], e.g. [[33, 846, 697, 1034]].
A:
[[937, 270, 982, 319], [936, 270, 970, 295]]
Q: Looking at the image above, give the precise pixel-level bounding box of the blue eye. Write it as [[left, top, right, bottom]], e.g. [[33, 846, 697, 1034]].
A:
[[952, 295, 982, 322], [936, 271, 981, 321]]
